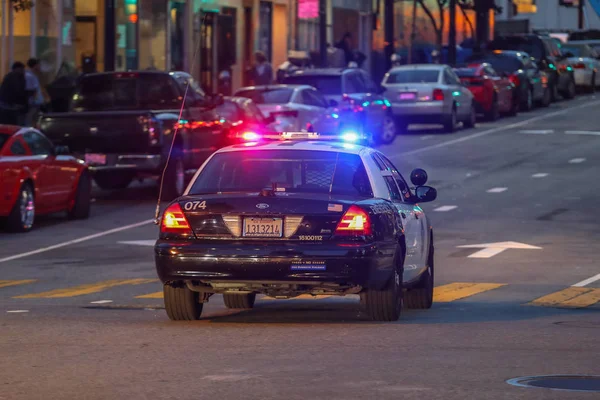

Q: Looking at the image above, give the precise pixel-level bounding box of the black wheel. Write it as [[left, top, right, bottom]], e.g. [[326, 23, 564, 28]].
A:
[[443, 107, 457, 133], [377, 114, 397, 145], [588, 74, 596, 93], [521, 88, 533, 111], [405, 243, 434, 309], [507, 93, 519, 116], [163, 283, 202, 321], [6, 182, 35, 233], [564, 79, 576, 99], [464, 103, 477, 128], [550, 81, 559, 102], [362, 252, 404, 321], [67, 171, 91, 220], [223, 293, 256, 309], [93, 174, 133, 190], [540, 86, 551, 107], [484, 98, 499, 121], [162, 157, 186, 201]]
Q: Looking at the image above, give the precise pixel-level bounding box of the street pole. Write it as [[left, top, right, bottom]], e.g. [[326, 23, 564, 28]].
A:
[[1, 0, 6, 77], [448, 0, 456, 66], [384, 0, 394, 71], [319, 0, 327, 67], [409, 0, 417, 64], [578, 0, 584, 29]]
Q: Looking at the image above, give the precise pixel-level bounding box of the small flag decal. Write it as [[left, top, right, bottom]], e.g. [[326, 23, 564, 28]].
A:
[[328, 203, 343, 212]]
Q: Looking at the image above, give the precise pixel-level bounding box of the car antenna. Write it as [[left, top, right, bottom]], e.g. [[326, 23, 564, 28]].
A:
[[328, 152, 340, 200], [153, 14, 208, 225]]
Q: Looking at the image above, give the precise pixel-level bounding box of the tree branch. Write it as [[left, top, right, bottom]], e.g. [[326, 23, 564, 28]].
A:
[[458, 3, 474, 38]]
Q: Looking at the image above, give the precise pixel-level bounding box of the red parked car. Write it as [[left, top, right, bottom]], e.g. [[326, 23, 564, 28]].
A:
[[0, 125, 91, 232], [454, 63, 518, 121]]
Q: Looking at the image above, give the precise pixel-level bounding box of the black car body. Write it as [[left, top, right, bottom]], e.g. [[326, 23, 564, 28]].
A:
[[280, 68, 397, 145], [466, 50, 550, 110], [37, 71, 225, 199], [154, 141, 437, 321], [487, 34, 576, 101], [215, 96, 277, 143]]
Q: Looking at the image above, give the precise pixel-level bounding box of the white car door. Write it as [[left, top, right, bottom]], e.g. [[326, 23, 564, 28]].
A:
[[303, 89, 339, 133], [445, 68, 471, 118], [374, 152, 429, 283]]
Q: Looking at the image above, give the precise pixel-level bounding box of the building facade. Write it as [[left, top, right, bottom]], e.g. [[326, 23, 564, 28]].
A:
[[0, 0, 293, 94]]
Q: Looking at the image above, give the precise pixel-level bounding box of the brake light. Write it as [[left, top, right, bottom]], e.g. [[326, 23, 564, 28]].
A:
[[432, 89, 444, 101], [271, 110, 299, 118], [573, 63, 586, 69], [334, 205, 372, 236], [508, 74, 520, 87], [160, 203, 192, 235]]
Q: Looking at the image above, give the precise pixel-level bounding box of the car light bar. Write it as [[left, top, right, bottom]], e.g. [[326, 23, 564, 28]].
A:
[[238, 131, 369, 143]]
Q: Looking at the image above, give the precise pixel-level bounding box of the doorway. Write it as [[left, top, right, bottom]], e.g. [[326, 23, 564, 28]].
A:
[[243, 6, 253, 86], [198, 11, 217, 93], [75, 16, 97, 73]]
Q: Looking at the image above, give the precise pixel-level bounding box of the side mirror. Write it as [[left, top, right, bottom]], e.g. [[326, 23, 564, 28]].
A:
[[410, 168, 428, 186], [54, 145, 70, 155], [329, 99, 338, 107], [415, 186, 437, 203]]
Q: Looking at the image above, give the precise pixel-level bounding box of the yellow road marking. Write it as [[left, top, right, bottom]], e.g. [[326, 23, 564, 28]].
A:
[[433, 282, 506, 302], [530, 287, 600, 308], [0, 279, 37, 289], [14, 279, 158, 298], [136, 291, 163, 299]]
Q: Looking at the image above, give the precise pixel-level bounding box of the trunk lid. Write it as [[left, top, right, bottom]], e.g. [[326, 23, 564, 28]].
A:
[[384, 83, 440, 102]]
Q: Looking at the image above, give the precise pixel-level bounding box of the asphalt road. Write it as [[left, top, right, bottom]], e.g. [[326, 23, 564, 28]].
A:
[[2, 94, 600, 400]]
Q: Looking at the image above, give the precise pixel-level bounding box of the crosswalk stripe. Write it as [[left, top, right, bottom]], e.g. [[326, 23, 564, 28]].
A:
[[433, 282, 506, 302], [136, 291, 163, 299], [14, 279, 158, 299], [0, 279, 37, 289], [530, 287, 600, 308]]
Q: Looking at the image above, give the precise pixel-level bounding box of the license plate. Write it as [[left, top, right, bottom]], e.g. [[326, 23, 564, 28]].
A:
[[398, 92, 417, 100], [243, 217, 283, 238], [85, 153, 106, 165]]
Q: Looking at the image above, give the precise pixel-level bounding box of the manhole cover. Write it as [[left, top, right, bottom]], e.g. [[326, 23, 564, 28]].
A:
[[507, 375, 600, 392]]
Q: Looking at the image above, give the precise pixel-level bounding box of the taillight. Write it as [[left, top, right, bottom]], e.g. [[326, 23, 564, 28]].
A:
[[271, 110, 299, 118], [334, 205, 372, 236], [573, 63, 586, 69], [160, 203, 193, 235], [508, 74, 520, 87], [432, 89, 444, 101]]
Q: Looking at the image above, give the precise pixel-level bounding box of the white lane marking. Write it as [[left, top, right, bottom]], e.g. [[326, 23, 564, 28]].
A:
[[119, 240, 156, 247], [90, 300, 113, 304], [391, 98, 600, 158], [7, 310, 29, 313], [0, 219, 154, 264], [572, 273, 600, 287], [487, 187, 507, 193], [433, 205, 457, 212], [532, 173, 549, 178], [565, 130, 600, 136], [519, 129, 554, 134], [569, 158, 586, 164], [458, 241, 542, 259], [420, 135, 434, 140]]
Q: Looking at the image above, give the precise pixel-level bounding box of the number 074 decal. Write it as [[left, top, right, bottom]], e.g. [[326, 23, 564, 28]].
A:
[[183, 200, 207, 211]]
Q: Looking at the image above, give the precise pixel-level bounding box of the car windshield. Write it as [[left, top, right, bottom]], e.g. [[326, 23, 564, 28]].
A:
[[489, 38, 543, 60], [386, 69, 440, 84], [467, 55, 522, 73], [282, 75, 342, 95], [0, 134, 8, 151], [235, 88, 294, 104], [188, 150, 373, 198], [71, 74, 182, 111], [454, 68, 479, 77]]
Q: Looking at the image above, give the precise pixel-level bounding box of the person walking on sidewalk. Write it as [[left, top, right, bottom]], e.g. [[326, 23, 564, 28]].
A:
[[253, 51, 273, 86], [24, 58, 45, 126], [0, 62, 28, 125]]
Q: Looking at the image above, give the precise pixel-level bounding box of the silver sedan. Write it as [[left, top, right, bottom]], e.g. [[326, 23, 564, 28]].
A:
[[381, 64, 476, 133]]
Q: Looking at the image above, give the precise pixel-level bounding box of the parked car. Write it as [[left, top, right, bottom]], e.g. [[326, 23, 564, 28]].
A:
[[487, 34, 576, 101], [233, 84, 340, 134], [216, 96, 278, 142], [37, 71, 225, 200], [280, 67, 397, 145], [466, 51, 550, 111], [560, 42, 600, 91], [0, 125, 91, 232], [380, 64, 476, 133], [454, 62, 519, 120]]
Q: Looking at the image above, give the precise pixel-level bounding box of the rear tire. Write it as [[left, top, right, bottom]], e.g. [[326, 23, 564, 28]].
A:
[[521, 88, 533, 111], [363, 252, 404, 321], [223, 293, 256, 309], [484, 98, 499, 121], [464, 103, 477, 128], [588, 74, 596, 93], [564, 79, 576, 99], [405, 243, 434, 309], [540, 86, 551, 107], [164, 283, 202, 321], [67, 171, 91, 220], [507, 93, 519, 116], [443, 107, 457, 133], [378, 115, 397, 145]]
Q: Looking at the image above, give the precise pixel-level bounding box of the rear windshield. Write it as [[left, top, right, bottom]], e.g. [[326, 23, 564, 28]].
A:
[[188, 150, 373, 198], [488, 37, 543, 60], [466, 55, 523, 73], [561, 45, 583, 57], [71, 74, 182, 111], [386, 69, 440, 84], [235, 88, 293, 104], [216, 101, 240, 121], [282, 75, 342, 95], [454, 68, 478, 77], [0, 134, 8, 150]]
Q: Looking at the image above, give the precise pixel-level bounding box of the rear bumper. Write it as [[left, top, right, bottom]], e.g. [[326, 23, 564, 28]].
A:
[[390, 101, 447, 117], [573, 69, 593, 86], [83, 154, 164, 174], [154, 240, 395, 290]]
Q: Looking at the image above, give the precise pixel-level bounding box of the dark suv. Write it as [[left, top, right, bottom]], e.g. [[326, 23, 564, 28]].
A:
[[487, 34, 576, 101]]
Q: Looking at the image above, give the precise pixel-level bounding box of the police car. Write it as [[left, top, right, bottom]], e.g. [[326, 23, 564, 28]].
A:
[[154, 132, 437, 322]]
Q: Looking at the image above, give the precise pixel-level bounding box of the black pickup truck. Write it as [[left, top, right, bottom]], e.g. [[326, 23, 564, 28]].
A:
[[37, 71, 226, 199]]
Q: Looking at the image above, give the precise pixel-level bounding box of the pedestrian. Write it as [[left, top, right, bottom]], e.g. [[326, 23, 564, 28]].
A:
[[25, 58, 45, 126], [0, 62, 28, 125], [335, 32, 356, 66], [253, 51, 273, 86]]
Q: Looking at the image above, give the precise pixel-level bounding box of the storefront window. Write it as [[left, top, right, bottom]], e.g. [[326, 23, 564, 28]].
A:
[[139, 0, 168, 70], [115, 0, 139, 71], [258, 1, 272, 61]]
